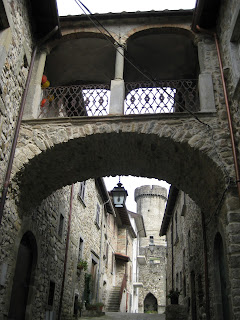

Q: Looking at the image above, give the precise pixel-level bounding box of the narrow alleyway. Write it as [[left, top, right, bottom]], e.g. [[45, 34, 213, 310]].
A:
[[80, 312, 166, 319]]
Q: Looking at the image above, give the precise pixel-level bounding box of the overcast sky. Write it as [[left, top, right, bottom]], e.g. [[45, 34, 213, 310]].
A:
[[56, 0, 195, 211], [56, 0, 196, 16]]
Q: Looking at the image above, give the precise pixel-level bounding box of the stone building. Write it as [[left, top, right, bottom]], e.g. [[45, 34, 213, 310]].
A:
[[1, 0, 240, 319], [135, 185, 167, 314], [160, 187, 206, 319]]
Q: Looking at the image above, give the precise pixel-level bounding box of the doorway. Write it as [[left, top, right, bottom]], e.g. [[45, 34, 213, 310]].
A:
[[214, 233, 230, 320], [8, 232, 37, 319], [144, 292, 158, 313]]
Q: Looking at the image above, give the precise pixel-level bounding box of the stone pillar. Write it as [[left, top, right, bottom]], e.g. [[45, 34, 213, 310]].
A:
[[23, 49, 48, 119], [197, 39, 216, 112], [198, 73, 216, 112], [109, 45, 125, 115]]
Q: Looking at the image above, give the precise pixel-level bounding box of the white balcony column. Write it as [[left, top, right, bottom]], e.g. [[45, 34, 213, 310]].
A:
[[23, 49, 48, 119], [109, 44, 125, 115]]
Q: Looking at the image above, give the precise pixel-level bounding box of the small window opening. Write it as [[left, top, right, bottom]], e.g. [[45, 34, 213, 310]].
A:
[[78, 181, 86, 202], [23, 54, 28, 68], [95, 203, 100, 226], [48, 281, 55, 307], [58, 214, 64, 238], [149, 236, 154, 244], [73, 294, 79, 316]]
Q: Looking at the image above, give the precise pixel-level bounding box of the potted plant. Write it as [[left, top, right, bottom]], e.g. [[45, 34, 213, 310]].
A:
[[95, 302, 104, 312], [77, 259, 88, 271], [167, 289, 181, 304]]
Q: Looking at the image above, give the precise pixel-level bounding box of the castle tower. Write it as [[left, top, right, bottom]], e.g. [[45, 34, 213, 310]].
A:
[[135, 185, 167, 247], [134, 185, 168, 314]]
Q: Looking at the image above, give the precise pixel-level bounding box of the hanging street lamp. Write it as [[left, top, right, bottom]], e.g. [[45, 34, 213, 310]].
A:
[[111, 180, 128, 208]]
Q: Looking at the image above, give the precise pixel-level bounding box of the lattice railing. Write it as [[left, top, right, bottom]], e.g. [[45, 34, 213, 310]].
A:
[[124, 79, 199, 115], [38, 84, 110, 118], [38, 80, 199, 118]]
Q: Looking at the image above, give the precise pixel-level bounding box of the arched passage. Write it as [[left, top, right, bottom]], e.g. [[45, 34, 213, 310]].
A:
[[144, 293, 158, 313], [8, 231, 37, 320], [14, 116, 229, 215]]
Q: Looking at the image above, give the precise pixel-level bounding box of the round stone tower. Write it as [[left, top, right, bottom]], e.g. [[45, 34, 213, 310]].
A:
[[135, 185, 168, 314], [135, 185, 167, 247]]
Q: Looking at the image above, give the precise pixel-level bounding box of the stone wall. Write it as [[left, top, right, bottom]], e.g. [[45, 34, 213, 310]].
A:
[[165, 191, 206, 320], [0, 0, 33, 185]]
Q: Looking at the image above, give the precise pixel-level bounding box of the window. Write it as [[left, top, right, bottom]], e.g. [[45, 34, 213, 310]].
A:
[[0, 0, 11, 75], [105, 243, 109, 267], [0, 1, 9, 31], [188, 231, 192, 257], [111, 252, 114, 274], [73, 294, 79, 316], [175, 211, 178, 241], [58, 214, 64, 238], [48, 281, 55, 307], [230, 5, 240, 93], [78, 238, 83, 260], [78, 181, 86, 202], [180, 271, 182, 290], [95, 203, 100, 227]]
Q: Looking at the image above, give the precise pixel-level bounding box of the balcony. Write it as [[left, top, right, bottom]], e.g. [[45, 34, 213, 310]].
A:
[[137, 255, 147, 265], [38, 79, 199, 119]]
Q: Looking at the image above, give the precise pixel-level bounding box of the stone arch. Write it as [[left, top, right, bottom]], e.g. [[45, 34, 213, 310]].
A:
[[144, 292, 158, 313], [124, 26, 199, 82], [125, 26, 195, 43], [213, 232, 231, 320], [8, 231, 38, 319], [13, 116, 230, 216], [44, 32, 116, 86]]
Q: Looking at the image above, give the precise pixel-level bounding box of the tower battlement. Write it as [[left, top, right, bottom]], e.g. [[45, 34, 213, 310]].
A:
[[134, 185, 167, 202]]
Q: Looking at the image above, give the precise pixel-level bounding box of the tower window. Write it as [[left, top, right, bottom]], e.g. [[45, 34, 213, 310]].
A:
[[149, 236, 154, 244]]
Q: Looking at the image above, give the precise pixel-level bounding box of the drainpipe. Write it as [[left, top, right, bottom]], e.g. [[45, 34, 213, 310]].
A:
[[0, 26, 59, 226], [201, 211, 210, 320], [171, 219, 174, 290], [196, 25, 240, 201], [58, 184, 74, 320]]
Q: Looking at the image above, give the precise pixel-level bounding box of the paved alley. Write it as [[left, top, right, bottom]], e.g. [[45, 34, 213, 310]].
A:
[[80, 312, 166, 319]]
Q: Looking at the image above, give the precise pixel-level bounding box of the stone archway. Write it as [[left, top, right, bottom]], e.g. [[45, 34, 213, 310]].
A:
[[144, 293, 158, 313], [13, 115, 231, 215], [8, 231, 37, 320]]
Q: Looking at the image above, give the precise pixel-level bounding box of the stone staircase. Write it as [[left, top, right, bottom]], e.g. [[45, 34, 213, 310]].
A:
[[106, 286, 121, 312]]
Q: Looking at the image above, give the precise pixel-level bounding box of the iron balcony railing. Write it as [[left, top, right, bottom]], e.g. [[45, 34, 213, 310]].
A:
[[38, 80, 199, 118], [39, 84, 110, 118], [124, 80, 199, 114]]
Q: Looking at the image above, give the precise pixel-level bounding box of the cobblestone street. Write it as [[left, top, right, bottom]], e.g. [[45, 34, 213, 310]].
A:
[[80, 312, 166, 319]]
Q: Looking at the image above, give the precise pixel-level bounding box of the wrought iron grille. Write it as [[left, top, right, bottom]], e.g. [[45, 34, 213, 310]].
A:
[[124, 80, 199, 115], [39, 84, 110, 118]]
